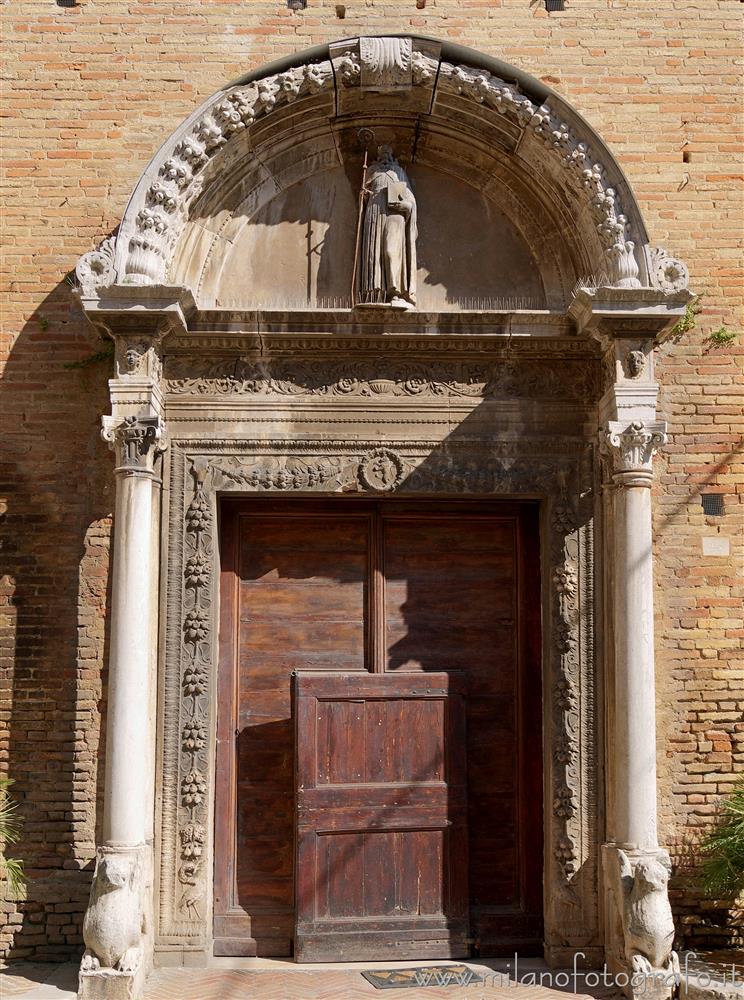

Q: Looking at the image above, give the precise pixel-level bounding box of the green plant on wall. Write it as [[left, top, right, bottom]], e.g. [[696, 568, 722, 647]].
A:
[[669, 294, 703, 339], [708, 326, 736, 347], [0, 776, 25, 899], [701, 777, 744, 899]]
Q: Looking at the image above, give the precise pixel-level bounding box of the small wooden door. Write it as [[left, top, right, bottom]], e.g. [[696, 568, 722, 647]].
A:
[[294, 672, 468, 962]]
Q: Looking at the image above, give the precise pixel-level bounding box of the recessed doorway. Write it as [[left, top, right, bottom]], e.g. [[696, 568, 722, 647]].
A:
[[214, 499, 543, 959]]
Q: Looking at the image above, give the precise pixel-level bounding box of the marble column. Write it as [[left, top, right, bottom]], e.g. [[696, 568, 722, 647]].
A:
[[79, 414, 165, 1000], [602, 419, 679, 1000], [605, 419, 667, 850]]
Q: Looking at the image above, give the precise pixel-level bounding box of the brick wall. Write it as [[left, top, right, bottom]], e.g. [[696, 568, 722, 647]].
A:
[[1, 0, 742, 960]]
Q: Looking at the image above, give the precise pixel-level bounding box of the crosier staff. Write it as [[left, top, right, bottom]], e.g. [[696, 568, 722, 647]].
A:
[[351, 128, 374, 306]]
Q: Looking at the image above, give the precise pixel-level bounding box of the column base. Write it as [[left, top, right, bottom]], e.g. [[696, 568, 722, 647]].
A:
[[78, 844, 153, 1000], [79, 964, 148, 1000], [602, 844, 679, 1000]]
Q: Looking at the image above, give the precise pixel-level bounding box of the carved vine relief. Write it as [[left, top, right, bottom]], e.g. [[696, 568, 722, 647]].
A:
[[164, 357, 601, 400], [158, 439, 597, 947]]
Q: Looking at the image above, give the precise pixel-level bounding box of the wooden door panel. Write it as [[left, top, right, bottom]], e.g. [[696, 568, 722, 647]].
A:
[[214, 511, 371, 958], [383, 512, 542, 954], [216, 501, 543, 960], [294, 672, 468, 962]]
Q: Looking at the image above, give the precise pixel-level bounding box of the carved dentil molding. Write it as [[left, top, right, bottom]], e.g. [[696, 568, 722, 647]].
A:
[[603, 420, 667, 477], [102, 414, 168, 473], [73, 37, 689, 296]]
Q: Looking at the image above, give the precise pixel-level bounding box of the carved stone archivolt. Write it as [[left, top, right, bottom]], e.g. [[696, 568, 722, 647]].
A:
[[157, 436, 599, 954], [74, 36, 689, 296]]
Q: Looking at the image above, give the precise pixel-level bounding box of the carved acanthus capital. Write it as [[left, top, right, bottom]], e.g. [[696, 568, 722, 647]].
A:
[[602, 420, 667, 483], [102, 414, 167, 474]]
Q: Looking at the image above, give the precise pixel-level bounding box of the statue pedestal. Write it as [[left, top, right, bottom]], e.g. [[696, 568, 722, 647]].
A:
[[79, 966, 148, 1000]]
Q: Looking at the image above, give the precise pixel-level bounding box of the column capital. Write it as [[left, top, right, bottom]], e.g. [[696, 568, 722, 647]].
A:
[[102, 414, 167, 476], [601, 419, 667, 486]]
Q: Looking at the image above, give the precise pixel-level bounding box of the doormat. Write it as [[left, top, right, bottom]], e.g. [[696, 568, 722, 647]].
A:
[[361, 965, 484, 989]]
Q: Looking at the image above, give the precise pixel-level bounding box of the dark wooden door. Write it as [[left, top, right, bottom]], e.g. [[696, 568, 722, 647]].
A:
[[215, 500, 542, 959], [294, 672, 468, 962]]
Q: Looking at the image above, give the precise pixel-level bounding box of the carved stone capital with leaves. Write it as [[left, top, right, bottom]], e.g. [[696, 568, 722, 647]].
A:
[[602, 420, 667, 484], [102, 414, 168, 475]]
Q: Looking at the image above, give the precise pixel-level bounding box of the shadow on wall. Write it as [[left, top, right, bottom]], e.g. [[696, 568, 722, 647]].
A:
[[190, 163, 548, 311], [0, 275, 114, 961]]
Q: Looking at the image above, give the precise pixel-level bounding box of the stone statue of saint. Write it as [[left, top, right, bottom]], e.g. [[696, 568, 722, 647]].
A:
[[358, 145, 417, 310]]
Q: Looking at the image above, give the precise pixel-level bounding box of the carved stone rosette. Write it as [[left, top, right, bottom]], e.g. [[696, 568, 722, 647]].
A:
[[156, 438, 599, 957]]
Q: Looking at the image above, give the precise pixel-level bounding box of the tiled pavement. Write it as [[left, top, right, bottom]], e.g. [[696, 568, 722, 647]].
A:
[[0, 960, 616, 1000], [143, 964, 598, 1000]]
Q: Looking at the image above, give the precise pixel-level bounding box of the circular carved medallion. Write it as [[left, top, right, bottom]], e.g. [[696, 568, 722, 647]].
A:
[[358, 448, 404, 492]]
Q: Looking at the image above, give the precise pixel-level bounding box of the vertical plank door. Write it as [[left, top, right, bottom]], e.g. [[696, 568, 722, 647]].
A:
[[214, 508, 371, 957], [294, 671, 469, 962], [383, 510, 543, 954]]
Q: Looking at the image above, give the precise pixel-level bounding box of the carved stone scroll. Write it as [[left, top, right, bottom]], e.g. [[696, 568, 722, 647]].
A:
[[164, 357, 601, 400]]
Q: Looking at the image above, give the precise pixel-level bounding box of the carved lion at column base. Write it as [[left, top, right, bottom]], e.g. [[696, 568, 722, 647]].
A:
[[79, 845, 150, 1000], [603, 845, 680, 1000]]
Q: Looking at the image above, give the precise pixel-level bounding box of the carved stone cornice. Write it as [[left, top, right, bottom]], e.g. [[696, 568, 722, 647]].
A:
[[568, 286, 694, 346], [602, 420, 667, 486], [102, 414, 168, 476]]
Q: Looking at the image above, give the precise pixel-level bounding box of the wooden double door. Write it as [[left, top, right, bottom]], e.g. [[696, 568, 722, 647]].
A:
[[215, 500, 543, 960]]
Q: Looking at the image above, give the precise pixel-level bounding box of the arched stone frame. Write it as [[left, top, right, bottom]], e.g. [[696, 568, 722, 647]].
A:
[[77, 35, 690, 302], [74, 33, 696, 1000]]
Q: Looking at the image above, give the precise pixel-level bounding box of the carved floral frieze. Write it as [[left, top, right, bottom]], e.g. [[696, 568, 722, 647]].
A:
[[164, 357, 601, 401]]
